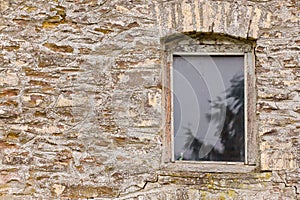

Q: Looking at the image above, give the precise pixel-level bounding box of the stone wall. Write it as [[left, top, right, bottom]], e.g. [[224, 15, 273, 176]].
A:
[[0, 0, 299, 199]]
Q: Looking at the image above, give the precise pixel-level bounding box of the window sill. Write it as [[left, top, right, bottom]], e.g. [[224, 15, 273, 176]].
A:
[[160, 161, 257, 173]]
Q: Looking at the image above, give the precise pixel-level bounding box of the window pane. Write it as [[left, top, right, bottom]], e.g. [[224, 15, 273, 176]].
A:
[[173, 55, 244, 162]]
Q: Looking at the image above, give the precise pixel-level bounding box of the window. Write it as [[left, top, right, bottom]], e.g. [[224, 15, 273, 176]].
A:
[[162, 33, 257, 171], [173, 54, 245, 162]]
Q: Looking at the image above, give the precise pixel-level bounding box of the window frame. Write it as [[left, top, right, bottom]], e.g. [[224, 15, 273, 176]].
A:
[[162, 35, 258, 172]]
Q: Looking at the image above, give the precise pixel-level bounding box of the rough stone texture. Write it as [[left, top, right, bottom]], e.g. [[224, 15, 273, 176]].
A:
[[0, 0, 299, 199]]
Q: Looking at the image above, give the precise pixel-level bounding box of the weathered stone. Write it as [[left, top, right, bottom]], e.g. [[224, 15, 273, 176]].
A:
[[63, 186, 119, 198], [43, 43, 74, 53], [0, 89, 19, 98], [0, 0, 299, 199], [52, 184, 65, 196], [2, 151, 33, 165], [0, 71, 19, 87], [0, 1, 10, 12], [261, 150, 298, 170]]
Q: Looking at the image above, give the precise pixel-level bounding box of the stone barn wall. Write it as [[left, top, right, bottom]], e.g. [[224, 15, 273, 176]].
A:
[[0, 0, 299, 199]]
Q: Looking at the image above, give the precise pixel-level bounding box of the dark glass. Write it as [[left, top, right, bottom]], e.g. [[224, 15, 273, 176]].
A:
[[173, 55, 245, 162]]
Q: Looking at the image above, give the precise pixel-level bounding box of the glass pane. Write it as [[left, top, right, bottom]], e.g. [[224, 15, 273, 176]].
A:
[[173, 55, 245, 162]]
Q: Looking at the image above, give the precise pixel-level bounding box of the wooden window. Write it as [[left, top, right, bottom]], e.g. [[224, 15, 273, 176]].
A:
[[162, 34, 257, 172]]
